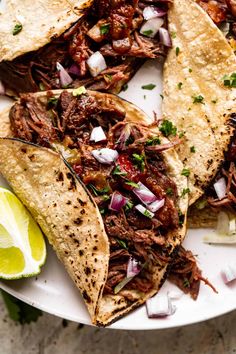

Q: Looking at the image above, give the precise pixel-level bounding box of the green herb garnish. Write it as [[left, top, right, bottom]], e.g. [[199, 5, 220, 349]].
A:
[[72, 86, 86, 97], [132, 153, 145, 172], [47, 96, 58, 107], [192, 95, 205, 104], [112, 165, 127, 176], [189, 68, 192, 73], [144, 209, 153, 218], [88, 184, 110, 196], [171, 31, 177, 38], [100, 23, 110, 35], [122, 83, 128, 91], [125, 200, 134, 211], [190, 146, 196, 153], [105, 74, 113, 81], [166, 187, 173, 196], [177, 82, 183, 90], [145, 136, 161, 146], [142, 30, 153, 36], [176, 47, 180, 56], [181, 168, 190, 177], [195, 199, 207, 210], [183, 278, 190, 288], [159, 120, 177, 137], [125, 181, 139, 188], [13, 23, 23, 35], [141, 83, 156, 90], [181, 188, 190, 197], [211, 99, 218, 104], [160, 94, 164, 100], [178, 210, 185, 226], [223, 73, 236, 88], [116, 239, 128, 250], [179, 131, 185, 138]]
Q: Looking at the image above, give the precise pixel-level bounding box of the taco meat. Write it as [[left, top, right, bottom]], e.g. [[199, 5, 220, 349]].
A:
[[0, 0, 169, 95], [9, 89, 184, 296]]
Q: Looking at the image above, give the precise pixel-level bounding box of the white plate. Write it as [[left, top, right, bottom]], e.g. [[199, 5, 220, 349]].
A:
[[0, 60, 235, 330]]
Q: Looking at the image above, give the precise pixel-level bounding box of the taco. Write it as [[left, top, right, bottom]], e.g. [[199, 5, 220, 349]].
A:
[[0, 0, 170, 95], [162, 0, 236, 205], [0, 90, 188, 325]]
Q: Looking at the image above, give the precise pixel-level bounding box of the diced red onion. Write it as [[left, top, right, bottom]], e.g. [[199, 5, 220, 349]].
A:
[[116, 124, 131, 150], [214, 177, 227, 200], [0, 80, 5, 95], [133, 182, 157, 205], [127, 257, 141, 278], [87, 51, 107, 77], [135, 204, 154, 219], [140, 18, 164, 38], [143, 6, 167, 20], [91, 148, 118, 164], [109, 191, 127, 212], [68, 63, 81, 77], [56, 62, 73, 87], [159, 27, 172, 47], [147, 198, 165, 213], [221, 263, 236, 283], [90, 126, 107, 143], [146, 294, 176, 318]]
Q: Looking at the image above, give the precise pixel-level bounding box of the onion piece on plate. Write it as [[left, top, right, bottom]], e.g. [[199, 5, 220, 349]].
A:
[[146, 294, 176, 318], [90, 126, 107, 143], [221, 263, 236, 283], [214, 177, 227, 200], [92, 148, 118, 164], [87, 51, 107, 77], [140, 18, 164, 38], [56, 62, 73, 87], [203, 211, 236, 244], [143, 6, 167, 20], [109, 191, 127, 212]]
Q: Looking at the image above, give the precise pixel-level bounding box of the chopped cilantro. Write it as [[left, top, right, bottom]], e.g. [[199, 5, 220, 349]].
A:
[[189, 68, 192, 73], [160, 94, 164, 100], [125, 181, 139, 188], [1, 290, 42, 324], [132, 153, 145, 172], [72, 86, 86, 97], [190, 146, 196, 153], [159, 120, 177, 137], [144, 209, 153, 218], [122, 83, 128, 91], [102, 195, 110, 202], [116, 239, 128, 250], [195, 199, 207, 210], [178, 210, 185, 226], [171, 31, 177, 38], [47, 96, 58, 107], [88, 184, 110, 196], [166, 187, 173, 196], [100, 23, 110, 35], [183, 278, 190, 288], [181, 168, 190, 177], [192, 95, 205, 104], [105, 74, 113, 81], [177, 82, 183, 90], [142, 30, 153, 36], [181, 188, 190, 197], [223, 73, 236, 88], [145, 136, 161, 146], [211, 99, 218, 104], [176, 47, 180, 56], [141, 84, 156, 90], [125, 200, 134, 211], [99, 208, 106, 215], [179, 131, 185, 138], [13, 23, 23, 35], [112, 165, 127, 176]]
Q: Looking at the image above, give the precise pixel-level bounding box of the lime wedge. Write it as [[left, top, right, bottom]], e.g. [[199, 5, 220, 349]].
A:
[[0, 187, 46, 279]]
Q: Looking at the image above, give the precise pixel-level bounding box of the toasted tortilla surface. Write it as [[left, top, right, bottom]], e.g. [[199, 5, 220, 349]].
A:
[[163, 0, 236, 205], [0, 0, 93, 62]]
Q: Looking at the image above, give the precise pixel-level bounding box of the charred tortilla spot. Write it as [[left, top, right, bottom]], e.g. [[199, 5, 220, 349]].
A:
[[28, 154, 35, 161], [65, 225, 69, 230], [82, 290, 91, 303], [79, 250, 84, 256], [85, 267, 91, 275], [74, 217, 82, 225], [93, 246, 98, 251], [66, 200, 71, 205], [21, 148, 27, 153], [80, 209, 85, 215], [66, 172, 76, 190], [56, 172, 64, 182], [53, 203, 57, 207], [78, 198, 86, 206]]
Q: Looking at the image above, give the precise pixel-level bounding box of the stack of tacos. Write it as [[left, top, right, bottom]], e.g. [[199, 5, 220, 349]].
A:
[[0, 0, 235, 326]]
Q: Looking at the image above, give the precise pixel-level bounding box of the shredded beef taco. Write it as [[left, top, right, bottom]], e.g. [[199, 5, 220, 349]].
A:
[[0, 90, 188, 325], [162, 0, 236, 205], [0, 0, 170, 95]]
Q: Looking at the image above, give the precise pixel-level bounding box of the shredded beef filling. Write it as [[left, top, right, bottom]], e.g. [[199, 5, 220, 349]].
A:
[[0, 0, 169, 95], [168, 246, 217, 299], [9, 90, 183, 295]]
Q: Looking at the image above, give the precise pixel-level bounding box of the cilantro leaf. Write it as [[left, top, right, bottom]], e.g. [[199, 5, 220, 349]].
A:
[[159, 120, 177, 137], [132, 153, 145, 172], [100, 23, 110, 35], [116, 239, 128, 250], [141, 84, 156, 90], [181, 188, 190, 197], [181, 168, 190, 177], [176, 47, 180, 56], [223, 73, 236, 88], [142, 30, 153, 37], [125, 181, 139, 188], [112, 165, 127, 176], [192, 95, 205, 104], [145, 136, 161, 146], [13, 23, 22, 35], [88, 184, 110, 196], [190, 146, 196, 153]]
